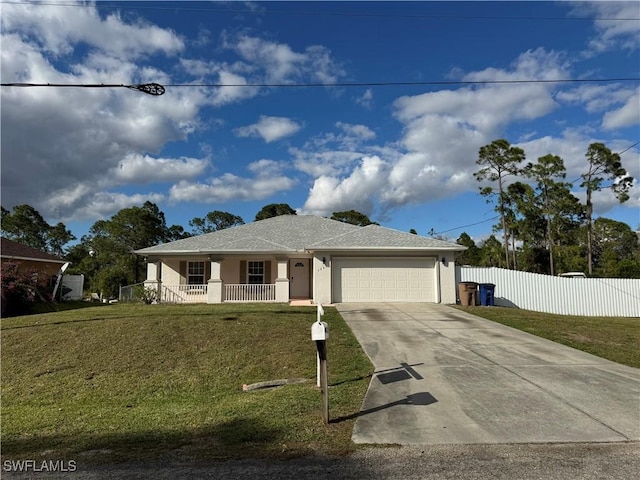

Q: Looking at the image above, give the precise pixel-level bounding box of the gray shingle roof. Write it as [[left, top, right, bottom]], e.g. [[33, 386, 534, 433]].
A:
[[135, 215, 464, 255], [309, 224, 466, 250]]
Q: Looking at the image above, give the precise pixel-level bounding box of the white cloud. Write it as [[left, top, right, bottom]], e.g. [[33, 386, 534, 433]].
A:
[[291, 149, 365, 177], [73, 193, 166, 222], [0, 1, 184, 60], [247, 159, 287, 176], [0, 3, 212, 221], [169, 174, 296, 203], [48, 188, 165, 222], [602, 88, 640, 130], [355, 89, 373, 108], [300, 50, 569, 213], [302, 156, 389, 216], [570, 1, 640, 54], [395, 49, 568, 133], [297, 47, 637, 220], [192, 27, 211, 48], [232, 35, 304, 82], [556, 84, 634, 113], [113, 154, 210, 183], [225, 33, 345, 84], [209, 70, 259, 106], [3, 5, 334, 221], [335, 122, 376, 141], [235, 115, 302, 142], [556, 84, 639, 130], [373, 49, 570, 209], [290, 122, 378, 177]]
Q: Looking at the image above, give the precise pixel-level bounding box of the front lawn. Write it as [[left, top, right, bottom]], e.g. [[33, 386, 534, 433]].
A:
[[0, 303, 373, 462], [455, 306, 640, 368]]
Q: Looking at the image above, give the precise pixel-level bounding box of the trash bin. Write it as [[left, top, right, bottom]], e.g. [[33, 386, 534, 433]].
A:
[[458, 282, 478, 306], [479, 283, 496, 306]]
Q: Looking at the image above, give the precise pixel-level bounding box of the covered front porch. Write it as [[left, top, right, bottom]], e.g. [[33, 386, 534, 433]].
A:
[[143, 255, 314, 304]]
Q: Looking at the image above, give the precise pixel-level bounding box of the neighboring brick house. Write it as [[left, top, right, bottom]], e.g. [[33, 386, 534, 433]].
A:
[[1, 237, 67, 287]]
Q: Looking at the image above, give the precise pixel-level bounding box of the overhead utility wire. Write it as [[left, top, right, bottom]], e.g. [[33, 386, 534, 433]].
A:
[[165, 78, 640, 88], [4, 1, 638, 21], [616, 140, 640, 155], [0, 82, 165, 95], [433, 216, 500, 236], [3, 77, 639, 91]]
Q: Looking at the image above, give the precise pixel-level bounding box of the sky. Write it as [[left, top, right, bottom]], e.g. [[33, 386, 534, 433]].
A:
[[1, 1, 639, 244]]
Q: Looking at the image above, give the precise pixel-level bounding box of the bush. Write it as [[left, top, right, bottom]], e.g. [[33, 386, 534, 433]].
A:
[[133, 284, 158, 304], [1, 263, 53, 317]]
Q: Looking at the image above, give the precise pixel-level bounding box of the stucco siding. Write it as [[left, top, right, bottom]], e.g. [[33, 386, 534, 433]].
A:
[[162, 259, 182, 285], [313, 255, 332, 305], [439, 252, 457, 304]]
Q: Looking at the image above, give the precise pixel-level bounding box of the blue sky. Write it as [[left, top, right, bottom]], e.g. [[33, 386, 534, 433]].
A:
[[1, 1, 639, 243]]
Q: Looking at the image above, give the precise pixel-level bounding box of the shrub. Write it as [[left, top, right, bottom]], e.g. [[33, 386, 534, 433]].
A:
[[1, 263, 53, 317], [132, 284, 158, 304]]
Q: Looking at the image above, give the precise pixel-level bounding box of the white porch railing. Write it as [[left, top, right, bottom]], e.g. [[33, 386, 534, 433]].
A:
[[161, 284, 208, 304], [224, 284, 276, 302]]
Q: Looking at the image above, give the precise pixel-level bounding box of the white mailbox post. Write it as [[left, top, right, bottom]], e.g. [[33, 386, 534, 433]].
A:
[[312, 303, 329, 424]]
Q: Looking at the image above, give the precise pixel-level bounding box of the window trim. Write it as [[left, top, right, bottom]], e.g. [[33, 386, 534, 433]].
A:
[[187, 261, 205, 286], [247, 260, 264, 285]]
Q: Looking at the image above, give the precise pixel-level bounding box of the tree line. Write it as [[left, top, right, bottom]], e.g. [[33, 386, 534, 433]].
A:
[[470, 139, 635, 277]]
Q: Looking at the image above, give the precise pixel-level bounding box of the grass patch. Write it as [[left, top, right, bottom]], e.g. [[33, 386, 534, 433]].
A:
[[29, 301, 109, 315], [455, 306, 640, 368], [1, 303, 373, 462]]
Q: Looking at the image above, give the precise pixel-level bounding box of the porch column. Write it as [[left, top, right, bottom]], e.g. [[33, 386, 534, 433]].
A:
[[154, 260, 162, 301], [275, 257, 289, 303], [207, 257, 223, 304], [144, 258, 162, 302]]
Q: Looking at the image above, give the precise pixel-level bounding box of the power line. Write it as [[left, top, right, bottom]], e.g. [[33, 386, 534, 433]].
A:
[[0, 82, 165, 95], [617, 140, 640, 155], [3, 77, 639, 91], [3, 1, 638, 21], [433, 216, 500, 236], [166, 78, 640, 88]]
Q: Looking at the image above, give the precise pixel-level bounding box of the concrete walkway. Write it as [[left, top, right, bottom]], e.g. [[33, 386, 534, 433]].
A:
[[335, 303, 640, 445]]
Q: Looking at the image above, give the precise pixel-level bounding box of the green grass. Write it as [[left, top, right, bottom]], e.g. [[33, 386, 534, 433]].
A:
[[455, 306, 640, 368], [1, 304, 373, 462]]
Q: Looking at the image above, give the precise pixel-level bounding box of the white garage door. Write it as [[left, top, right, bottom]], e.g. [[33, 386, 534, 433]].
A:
[[332, 257, 436, 302]]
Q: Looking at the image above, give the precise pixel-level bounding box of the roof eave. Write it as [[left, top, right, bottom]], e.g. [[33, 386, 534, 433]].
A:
[[307, 246, 466, 252], [0, 255, 67, 264], [135, 248, 298, 256]]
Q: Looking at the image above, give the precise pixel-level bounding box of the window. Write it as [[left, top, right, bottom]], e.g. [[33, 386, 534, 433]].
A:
[[247, 261, 264, 284], [187, 261, 205, 285]]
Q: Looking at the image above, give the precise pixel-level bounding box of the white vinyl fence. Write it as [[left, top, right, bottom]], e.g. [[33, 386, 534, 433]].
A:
[[457, 267, 640, 317]]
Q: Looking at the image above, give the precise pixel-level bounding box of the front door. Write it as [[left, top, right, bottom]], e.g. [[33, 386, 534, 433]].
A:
[[289, 259, 310, 298]]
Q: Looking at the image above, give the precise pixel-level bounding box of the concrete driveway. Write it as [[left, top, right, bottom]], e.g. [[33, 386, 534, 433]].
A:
[[335, 303, 640, 445]]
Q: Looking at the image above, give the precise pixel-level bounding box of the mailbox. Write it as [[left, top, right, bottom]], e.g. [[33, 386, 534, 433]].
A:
[[311, 321, 329, 341]]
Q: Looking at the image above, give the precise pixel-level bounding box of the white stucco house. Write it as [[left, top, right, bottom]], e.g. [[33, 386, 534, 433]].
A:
[[135, 215, 465, 304]]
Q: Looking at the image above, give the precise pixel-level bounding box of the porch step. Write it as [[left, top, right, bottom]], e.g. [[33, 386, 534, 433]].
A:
[[289, 299, 314, 306]]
